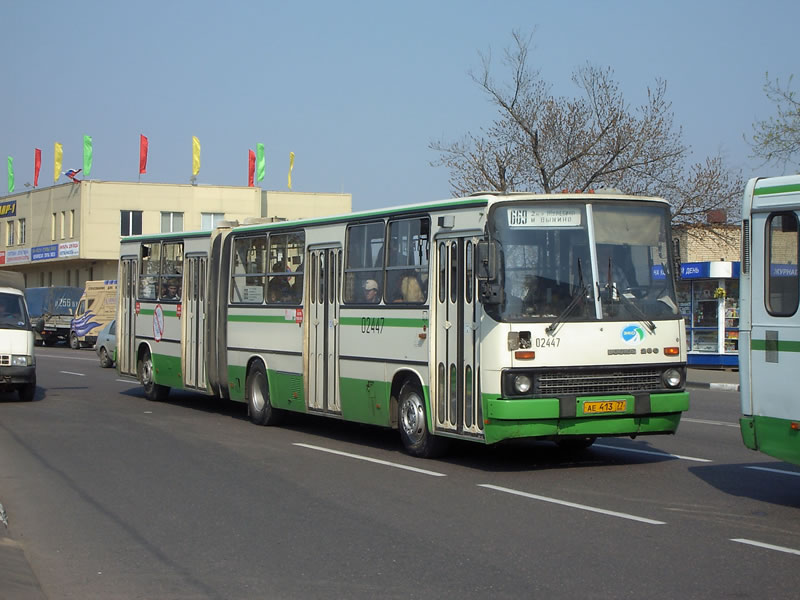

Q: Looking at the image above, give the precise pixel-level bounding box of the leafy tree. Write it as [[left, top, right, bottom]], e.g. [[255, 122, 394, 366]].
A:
[[430, 31, 743, 226], [750, 73, 800, 168]]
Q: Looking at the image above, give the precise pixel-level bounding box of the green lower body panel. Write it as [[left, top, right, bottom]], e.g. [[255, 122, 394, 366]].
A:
[[339, 377, 393, 426], [483, 391, 689, 445], [740, 415, 800, 466], [151, 353, 184, 389]]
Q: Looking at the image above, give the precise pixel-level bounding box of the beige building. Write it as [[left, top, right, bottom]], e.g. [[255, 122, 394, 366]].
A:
[[0, 181, 351, 287]]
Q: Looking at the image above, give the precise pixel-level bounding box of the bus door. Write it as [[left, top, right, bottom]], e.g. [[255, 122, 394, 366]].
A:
[[748, 209, 800, 422], [118, 256, 138, 377], [183, 253, 207, 391], [307, 245, 342, 414], [433, 235, 483, 437]]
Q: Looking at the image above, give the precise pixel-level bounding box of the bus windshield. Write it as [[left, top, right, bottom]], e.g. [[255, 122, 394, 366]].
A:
[[486, 200, 680, 323]]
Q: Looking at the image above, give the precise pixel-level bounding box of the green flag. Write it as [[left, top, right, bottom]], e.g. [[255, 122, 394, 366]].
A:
[[256, 143, 265, 183], [83, 135, 93, 177], [7, 156, 13, 194]]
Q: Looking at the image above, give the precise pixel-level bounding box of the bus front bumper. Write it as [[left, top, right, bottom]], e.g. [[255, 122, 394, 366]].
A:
[[482, 391, 689, 444]]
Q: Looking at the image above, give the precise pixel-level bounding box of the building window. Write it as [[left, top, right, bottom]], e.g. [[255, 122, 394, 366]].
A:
[[70, 209, 75, 238], [161, 212, 184, 233], [6, 220, 15, 246], [51, 213, 56, 241], [121, 210, 143, 236], [18, 218, 25, 245], [201, 212, 225, 230], [60, 211, 66, 239]]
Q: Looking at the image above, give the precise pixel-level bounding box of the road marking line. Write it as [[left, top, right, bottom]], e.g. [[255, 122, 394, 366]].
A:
[[116, 379, 137, 384], [59, 370, 85, 377], [745, 466, 800, 477], [731, 538, 800, 556], [293, 443, 447, 477], [682, 417, 738, 428], [37, 353, 98, 362], [594, 444, 712, 463], [478, 484, 665, 525]]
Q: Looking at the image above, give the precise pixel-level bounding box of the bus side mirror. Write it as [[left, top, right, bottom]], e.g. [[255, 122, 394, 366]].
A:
[[672, 237, 682, 280], [476, 240, 497, 281]]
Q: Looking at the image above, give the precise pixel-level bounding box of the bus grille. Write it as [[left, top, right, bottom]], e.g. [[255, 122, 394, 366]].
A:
[[536, 368, 663, 396]]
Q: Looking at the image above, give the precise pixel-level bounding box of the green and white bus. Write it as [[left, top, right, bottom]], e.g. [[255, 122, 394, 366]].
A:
[[739, 175, 800, 465], [117, 191, 689, 457]]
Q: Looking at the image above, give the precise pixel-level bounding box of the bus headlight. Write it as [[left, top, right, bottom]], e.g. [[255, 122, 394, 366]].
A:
[[662, 368, 683, 389], [513, 374, 532, 394], [11, 355, 33, 367]]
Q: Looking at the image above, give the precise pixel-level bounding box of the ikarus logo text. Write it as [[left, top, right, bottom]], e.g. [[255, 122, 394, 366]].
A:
[[621, 324, 645, 345]]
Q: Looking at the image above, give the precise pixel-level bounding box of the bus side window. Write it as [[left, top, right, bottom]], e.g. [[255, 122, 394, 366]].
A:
[[766, 212, 800, 316]]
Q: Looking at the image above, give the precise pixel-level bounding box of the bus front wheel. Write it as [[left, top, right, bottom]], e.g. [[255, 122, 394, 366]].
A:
[[397, 380, 447, 458], [138, 350, 169, 401], [246, 363, 283, 426]]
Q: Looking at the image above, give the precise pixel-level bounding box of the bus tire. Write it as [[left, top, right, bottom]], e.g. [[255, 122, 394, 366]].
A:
[[69, 332, 80, 349], [138, 349, 169, 401], [397, 380, 448, 458], [246, 362, 283, 426]]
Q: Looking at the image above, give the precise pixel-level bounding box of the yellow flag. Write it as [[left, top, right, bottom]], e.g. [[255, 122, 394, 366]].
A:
[[192, 136, 201, 176], [288, 151, 295, 190], [54, 142, 63, 183]]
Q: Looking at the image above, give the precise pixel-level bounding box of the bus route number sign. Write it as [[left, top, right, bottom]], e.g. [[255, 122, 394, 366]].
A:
[[508, 207, 582, 228]]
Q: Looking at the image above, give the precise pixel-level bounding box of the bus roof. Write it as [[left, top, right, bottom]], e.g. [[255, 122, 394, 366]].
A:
[[122, 191, 670, 243]]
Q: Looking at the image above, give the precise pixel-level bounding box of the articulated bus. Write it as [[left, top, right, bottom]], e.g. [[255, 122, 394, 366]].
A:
[[117, 192, 689, 457], [739, 175, 800, 465]]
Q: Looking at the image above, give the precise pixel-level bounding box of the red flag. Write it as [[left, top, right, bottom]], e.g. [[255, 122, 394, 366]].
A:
[[248, 149, 255, 187], [139, 134, 148, 174], [34, 148, 41, 187]]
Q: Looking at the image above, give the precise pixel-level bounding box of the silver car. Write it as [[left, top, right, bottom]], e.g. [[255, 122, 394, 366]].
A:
[[95, 319, 116, 368]]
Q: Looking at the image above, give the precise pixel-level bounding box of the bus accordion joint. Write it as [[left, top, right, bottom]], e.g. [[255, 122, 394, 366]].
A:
[[514, 351, 535, 360], [663, 347, 679, 356]]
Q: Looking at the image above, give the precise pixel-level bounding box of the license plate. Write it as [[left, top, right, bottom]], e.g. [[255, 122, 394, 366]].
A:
[[583, 400, 627, 414]]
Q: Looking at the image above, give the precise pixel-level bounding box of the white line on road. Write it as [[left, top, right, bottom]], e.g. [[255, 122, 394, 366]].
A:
[[59, 370, 86, 377], [745, 466, 800, 477], [594, 443, 712, 463], [478, 484, 666, 525], [731, 538, 800, 556], [682, 417, 739, 428], [293, 443, 447, 477], [36, 353, 98, 362]]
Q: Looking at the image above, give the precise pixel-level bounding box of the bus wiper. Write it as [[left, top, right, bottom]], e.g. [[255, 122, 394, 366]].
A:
[[545, 259, 587, 336], [616, 287, 656, 333]]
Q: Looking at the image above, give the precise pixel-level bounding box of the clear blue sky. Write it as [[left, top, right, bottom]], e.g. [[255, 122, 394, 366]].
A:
[[2, 0, 797, 212]]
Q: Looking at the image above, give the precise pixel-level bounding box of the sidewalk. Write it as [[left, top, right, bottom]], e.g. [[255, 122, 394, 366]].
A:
[[686, 367, 740, 392]]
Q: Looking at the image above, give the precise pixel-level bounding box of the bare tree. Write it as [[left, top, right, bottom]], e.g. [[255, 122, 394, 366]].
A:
[[750, 73, 800, 168], [430, 31, 743, 226]]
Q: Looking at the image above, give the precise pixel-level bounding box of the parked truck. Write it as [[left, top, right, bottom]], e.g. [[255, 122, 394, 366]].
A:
[[24, 286, 83, 346], [69, 280, 118, 349], [0, 271, 37, 401]]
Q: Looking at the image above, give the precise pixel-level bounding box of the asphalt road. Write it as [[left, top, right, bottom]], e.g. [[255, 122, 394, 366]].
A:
[[1, 348, 799, 599]]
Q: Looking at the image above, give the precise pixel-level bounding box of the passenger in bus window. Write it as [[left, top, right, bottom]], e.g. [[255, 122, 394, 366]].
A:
[[163, 280, 181, 300], [364, 279, 380, 303]]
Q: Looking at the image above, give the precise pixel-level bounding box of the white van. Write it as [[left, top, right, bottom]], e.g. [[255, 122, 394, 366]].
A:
[[0, 271, 37, 401], [69, 280, 118, 349]]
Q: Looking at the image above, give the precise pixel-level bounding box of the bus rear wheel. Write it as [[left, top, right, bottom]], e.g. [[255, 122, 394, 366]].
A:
[[397, 380, 448, 458], [138, 350, 169, 401], [246, 362, 283, 426]]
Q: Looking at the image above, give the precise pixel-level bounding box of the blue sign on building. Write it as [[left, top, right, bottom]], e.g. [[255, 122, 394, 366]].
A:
[[31, 244, 58, 261]]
